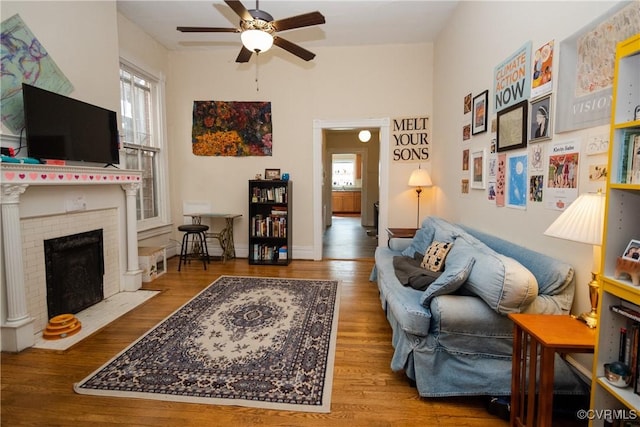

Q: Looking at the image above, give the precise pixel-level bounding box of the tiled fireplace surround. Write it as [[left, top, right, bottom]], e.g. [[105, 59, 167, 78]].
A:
[[1, 163, 143, 352]]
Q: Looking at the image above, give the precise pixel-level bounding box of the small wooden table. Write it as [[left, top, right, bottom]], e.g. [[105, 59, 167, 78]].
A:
[[386, 228, 418, 248], [508, 314, 596, 427], [187, 213, 242, 262], [386, 228, 418, 239]]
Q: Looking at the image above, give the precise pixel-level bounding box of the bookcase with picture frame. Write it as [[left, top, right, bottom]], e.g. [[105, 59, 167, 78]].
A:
[[248, 179, 292, 265], [590, 33, 640, 426]]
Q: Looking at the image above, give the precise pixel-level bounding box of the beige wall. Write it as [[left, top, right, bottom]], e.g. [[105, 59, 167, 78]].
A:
[[433, 1, 623, 373], [1, 1, 120, 131], [433, 0, 619, 319], [166, 43, 434, 258]]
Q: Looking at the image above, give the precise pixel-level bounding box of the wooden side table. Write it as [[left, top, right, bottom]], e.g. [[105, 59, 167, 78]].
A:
[[386, 228, 418, 248], [508, 314, 595, 427], [386, 228, 418, 239]]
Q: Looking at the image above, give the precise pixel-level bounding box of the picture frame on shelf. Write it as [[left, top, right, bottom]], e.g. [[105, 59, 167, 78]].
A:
[[471, 149, 486, 189], [497, 100, 528, 152], [472, 90, 488, 135], [622, 239, 640, 262], [529, 95, 552, 142], [264, 168, 281, 180]]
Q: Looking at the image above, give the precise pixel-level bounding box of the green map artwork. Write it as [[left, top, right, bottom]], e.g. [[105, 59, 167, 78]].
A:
[[1, 14, 74, 134]]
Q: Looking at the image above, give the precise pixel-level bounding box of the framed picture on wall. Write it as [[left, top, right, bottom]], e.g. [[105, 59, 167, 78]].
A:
[[471, 149, 486, 189], [529, 95, 552, 142], [472, 90, 488, 135], [497, 100, 528, 152]]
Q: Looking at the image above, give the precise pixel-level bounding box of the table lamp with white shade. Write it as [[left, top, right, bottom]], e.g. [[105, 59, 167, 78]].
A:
[[543, 190, 605, 328]]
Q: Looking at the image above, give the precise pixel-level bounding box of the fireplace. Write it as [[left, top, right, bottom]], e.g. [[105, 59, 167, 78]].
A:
[[1, 162, 142, 352], [44, 229, 105, 317]]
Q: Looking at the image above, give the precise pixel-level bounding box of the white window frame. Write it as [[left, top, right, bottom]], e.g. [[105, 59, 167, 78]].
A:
[[119, 58, 171, 237]]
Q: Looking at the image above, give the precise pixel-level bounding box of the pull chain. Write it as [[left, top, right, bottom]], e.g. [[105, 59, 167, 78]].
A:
[[255, 52, 260, 92]]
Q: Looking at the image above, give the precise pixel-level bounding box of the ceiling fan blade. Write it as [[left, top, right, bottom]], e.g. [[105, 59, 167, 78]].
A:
[[271, 11, 325, 32], [273, 36, 316, 61], [236, 46, 253, 63], [224, 0, 253, 21], [177, 26, 239, 33]]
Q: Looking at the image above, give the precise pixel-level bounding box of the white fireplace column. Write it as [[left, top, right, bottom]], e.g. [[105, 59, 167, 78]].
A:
[[121, 182, 143, 292], [1, 184, 35, 352]]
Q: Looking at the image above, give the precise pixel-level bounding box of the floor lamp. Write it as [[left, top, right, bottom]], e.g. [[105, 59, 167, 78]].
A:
[[408, 167, 433, 228], [544, 190, 605, 328]]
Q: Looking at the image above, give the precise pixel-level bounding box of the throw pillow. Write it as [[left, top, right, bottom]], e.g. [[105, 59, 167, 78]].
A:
[[421, 241, 453, 272], [420, 254, 476, 308], [452, 236, 538, 314]]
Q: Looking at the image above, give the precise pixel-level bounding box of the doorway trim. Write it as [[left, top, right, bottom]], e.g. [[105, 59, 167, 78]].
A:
[[313, 118, 390, 260]]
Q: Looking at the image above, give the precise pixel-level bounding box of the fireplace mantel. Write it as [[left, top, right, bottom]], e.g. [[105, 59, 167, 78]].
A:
[[1, 163, 141, 186], [0, 162, 143, 352]]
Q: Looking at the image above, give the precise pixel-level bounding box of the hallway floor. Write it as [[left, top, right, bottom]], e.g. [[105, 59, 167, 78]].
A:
[[323, 214, 377, 260]]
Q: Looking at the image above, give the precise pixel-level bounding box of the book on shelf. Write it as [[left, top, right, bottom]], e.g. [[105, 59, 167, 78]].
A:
[[631, 131, 640, 184], [620, 130, 640, 184], [251, 186, 288, 203], [611, 304, 640, 323], [251, 243, 287, 262]]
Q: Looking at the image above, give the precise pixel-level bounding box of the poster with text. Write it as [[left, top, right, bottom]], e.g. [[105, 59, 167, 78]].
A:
[[494, 41, 532, 113], [545, 140, 580, 211], [391, 116, 430, 162]]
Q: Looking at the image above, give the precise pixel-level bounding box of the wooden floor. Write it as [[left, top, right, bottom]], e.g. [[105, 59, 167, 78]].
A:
[[1, 257, 508, 426], [323, 214, 377, 260]]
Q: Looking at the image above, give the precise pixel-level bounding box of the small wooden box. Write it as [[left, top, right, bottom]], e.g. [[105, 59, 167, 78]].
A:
[[138, 246, 166, 282]]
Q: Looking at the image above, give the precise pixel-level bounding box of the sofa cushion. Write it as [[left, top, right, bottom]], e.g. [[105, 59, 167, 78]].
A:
[[421, 241, 453, 272], [420, 248, 475, 308], [401, 218, 435, 257], [447, 235, 538, 314]]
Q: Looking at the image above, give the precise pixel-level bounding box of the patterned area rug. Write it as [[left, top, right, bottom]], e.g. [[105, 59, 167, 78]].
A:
[[74, 276, 340, 413]]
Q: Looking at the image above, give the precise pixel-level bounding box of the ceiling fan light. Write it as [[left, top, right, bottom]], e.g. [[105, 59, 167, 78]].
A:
[[241, 29, 273, 53]]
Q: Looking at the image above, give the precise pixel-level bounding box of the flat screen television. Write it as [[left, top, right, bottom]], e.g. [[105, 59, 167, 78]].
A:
[[22, 83, 120, 165]]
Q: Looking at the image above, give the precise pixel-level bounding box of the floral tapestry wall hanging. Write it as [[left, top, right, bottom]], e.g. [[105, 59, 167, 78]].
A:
[[192, 101, 272, 156]]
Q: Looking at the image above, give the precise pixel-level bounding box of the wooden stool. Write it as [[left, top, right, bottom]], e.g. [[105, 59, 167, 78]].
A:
[[177, 224, 209, 271]]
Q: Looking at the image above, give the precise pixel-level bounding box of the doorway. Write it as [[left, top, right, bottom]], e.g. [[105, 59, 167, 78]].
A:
[[312, 118, 391, 261], [324, 151, 376, 259]]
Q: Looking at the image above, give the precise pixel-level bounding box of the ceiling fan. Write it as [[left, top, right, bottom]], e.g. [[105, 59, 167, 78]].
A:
[[177, 0, 325, 63]]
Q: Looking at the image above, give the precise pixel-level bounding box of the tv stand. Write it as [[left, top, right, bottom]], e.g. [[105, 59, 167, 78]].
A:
[[103, 163, 120, 169]]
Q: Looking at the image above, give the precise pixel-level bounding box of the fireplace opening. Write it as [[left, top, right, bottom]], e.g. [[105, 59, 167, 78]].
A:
[[44, 229, 104, 318]]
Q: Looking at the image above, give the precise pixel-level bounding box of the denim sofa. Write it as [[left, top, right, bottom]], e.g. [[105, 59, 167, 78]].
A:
[[370, 216, 586, 397]]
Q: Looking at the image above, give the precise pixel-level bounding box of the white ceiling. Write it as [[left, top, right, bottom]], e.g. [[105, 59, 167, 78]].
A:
[[116, 1, 459, 52]]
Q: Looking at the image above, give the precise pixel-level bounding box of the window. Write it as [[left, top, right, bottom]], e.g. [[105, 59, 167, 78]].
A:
[[119, 61, 169, 232], [332, 154, 357, 187]]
